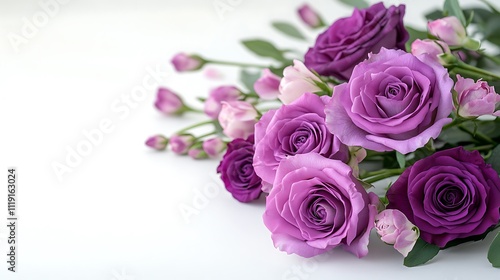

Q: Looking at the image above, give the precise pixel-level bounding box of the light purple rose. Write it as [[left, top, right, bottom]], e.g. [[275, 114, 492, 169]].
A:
[[375, 209, 419, 257], [297, 4, 324, 29], [387, 147, 500, 248], [145, 135, 168, 150], [202, 137, 226, 158], [279, 60, 323, 105], [411, 39, 451, 64], [304, 3, 408, 80], [154, 88, 185, 115], [325, 48, 453, 154], [254, 93, 349, 192], [218, 101, 257, 139], [169, 134, 195, 155], [455, 74, 500, 118], [263, 153, 379, 258], [428, 16, 467, 47], [171, 53, 204, 72], [254, 68, 281, 100], [204, 86, 241, 119]]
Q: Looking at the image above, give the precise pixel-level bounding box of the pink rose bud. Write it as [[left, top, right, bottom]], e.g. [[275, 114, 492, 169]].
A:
[[202, 137, 226, 158], [455, 74, 500, 118], [253, 68, 281, 100], [204, 86, 242, 119], [154, 87, 185, 115], [145, 135, 168, 150], [218, 101, 258, 139], [411, 39, 451, 64], [297, 4, 324, 29], [171, 53, 204, 72], [375, 209, 419, 257], [169, 134, 195, 155], [428, 16, 467, 46], [188, 147, 208, 159], [279, 60, 324, 104]]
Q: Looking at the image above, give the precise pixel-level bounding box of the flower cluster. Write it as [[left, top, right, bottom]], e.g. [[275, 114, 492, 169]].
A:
[[147, 0, 500, 268]]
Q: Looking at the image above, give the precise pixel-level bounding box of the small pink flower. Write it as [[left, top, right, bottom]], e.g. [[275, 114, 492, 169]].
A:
[[375, 209, 419, 257], [171, 53, 204, 72], [428, 16, 467, 46], [253, 69, 281, 100], [169, 134, 195, 155], [455, 75, 500, 117], [279, 60, 324, 104], [145, 135, 168, 150], [411, 39, 451, 64], [188, 147, 208, 159], [202, 137, 226, 158], [154, 88, 185, 115], [204, 86, 241, 119], [218, 101, 258, 139], [297, 4, 323, 28]]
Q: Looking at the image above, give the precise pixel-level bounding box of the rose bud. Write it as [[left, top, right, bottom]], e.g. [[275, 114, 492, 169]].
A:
[[145, 135, 168, 151], [154, 87, 186, 115], [204, 86, 242, 119], [411, 39, 451, 64], [253, 68, 281, 100], [297, 4, 325, 29], [169, 134, 195, 155], [202, 137, 226, 158], [375, 209, 419, 257], [188, 144, 209, 159], [218, 101, 258, 139], [427, 16, 479, 49], [171, 53, 205, 72], [279, 60, 324, 104], [455, 74, 500, 118]]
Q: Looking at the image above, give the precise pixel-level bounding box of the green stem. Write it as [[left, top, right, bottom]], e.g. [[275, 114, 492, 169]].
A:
[[205, 59, 268, 69], [454, 61, 500, 81], [360, 168, 405, 184], [177, 120, 214, 134], [442, 117, 467, 130], [195, 131, 217, 140], [479, 50, 500, 65], [458, 124, 496, 144], [464, 144, 494, 151]]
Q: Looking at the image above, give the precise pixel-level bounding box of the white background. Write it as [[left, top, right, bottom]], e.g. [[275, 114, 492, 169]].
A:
[[1, 0, 499, 279]]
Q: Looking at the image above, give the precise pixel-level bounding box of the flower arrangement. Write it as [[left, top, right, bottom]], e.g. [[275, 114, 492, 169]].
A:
[[146, 0, 500, 267]]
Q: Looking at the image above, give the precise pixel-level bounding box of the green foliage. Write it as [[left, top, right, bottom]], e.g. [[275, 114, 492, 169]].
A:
[[338, 0, 368, 9], [488, 231, 500, 267], [404, 238, 440, 267], [272, 22, 306, 41], [241, 39, 287, 62]]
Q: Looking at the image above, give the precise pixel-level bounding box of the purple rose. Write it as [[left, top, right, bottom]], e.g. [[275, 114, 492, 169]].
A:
[[254, 93, 349, 192], [387, 147, 500, 248], [325, 48, 453, 154], [263, 153, 379, 258], [304, 3, 408, 80], [217, 135, 262, 203]]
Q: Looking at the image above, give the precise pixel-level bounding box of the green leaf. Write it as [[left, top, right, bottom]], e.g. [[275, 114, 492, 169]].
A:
[[405, 26, 429, 52], [241, 39, 286, 62], [239, 69, 261, 92], [443, 0, 467, 26], [481, 0, 500, 15], [404, 238, 440, 267], [425, 10, 444, 21], [487, 145, 500, 174], [396, 152, 406, 169], [488, 231, 500, 267], [271, 22, 306, 41], [338, 0, 368, 9]]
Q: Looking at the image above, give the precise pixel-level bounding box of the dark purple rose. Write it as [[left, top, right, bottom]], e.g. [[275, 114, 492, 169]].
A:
[[304, 2, 408, 80], [263, 153, 379, 258], [325, 48, 453, 154], [253, 93, 349, 192], [387, 147, 500, 248], [217, 135, 262, 203]]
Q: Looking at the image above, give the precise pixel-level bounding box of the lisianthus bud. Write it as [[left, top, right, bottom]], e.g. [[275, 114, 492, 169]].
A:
[[428, 16, 467, 47], [204, 86, 242, 119], [218, 101, 258, 139], [154, 88, 186, 115], [202, 137, 226, 158], [188, 144, 209, 159], [279, 60, 324, 104], [375, 209, 419, 257], [169, 134, 195, 155], [145, 135, 168, 150], [297, 4, 324, 29], [253, 69, 281, 100], [411, 39, 451, 64], [455, 74, 500, 118], [171, 53, 204, 72], [347, 146, 367, 178]]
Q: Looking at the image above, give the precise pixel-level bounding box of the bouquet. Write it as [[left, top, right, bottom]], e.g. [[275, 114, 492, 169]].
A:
[[146, 0, 500, 267]]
